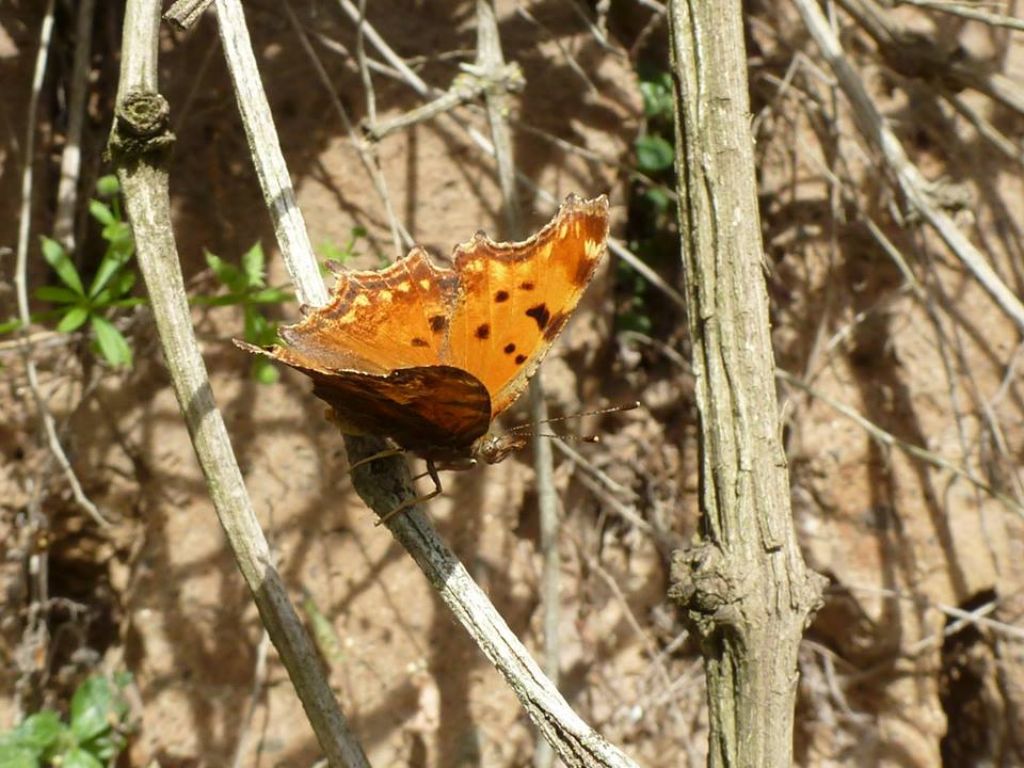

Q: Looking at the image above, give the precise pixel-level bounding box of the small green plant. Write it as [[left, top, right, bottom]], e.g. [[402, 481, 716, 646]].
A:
[[619, 66, 680, 335], [0, 673, 132, 768], [29, 175, 143, 367], [195, 242, 294, 384]]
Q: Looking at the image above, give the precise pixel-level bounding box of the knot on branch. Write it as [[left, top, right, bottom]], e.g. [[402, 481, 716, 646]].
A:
[[108, 90, 176, 168], [668, 543, 748, 640], [459, 61, 526, 98]]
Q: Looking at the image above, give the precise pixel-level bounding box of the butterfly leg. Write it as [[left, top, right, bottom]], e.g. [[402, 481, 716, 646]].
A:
[[375, 460, 443, 526], [348, 447, 406, 472]]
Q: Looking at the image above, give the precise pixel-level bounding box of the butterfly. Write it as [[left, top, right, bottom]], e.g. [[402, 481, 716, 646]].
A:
[[237, 194, 609, 510]]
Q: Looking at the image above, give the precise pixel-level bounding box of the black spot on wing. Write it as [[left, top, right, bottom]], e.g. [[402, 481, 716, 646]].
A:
[[411, 337, 429, 347], [520, 281, 534, 291], [515, 354, 527, 365], [495, 290, 509, 303], [525, 303, 550, 331], [429, 315, 448, 333], [475, 324, 490, 340], [503, 343, 516, 354]]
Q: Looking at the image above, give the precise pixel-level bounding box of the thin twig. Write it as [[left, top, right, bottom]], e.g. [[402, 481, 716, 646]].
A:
[[794, 0, 1024, 334], [114, 1, 368, 765], [474, 6, 562, 764], [895, 0, 1024, 33], [213, 0, 327, 307], [14, 0, 110, 530], [283, 0, 411, 254], [53, 0, 96, 252], [843, 585, 1024, 642], [777, 369, 1024, 517]]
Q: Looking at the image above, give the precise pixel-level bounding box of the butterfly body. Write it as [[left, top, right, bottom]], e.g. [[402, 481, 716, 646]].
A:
[[238, 194, 610, 468]]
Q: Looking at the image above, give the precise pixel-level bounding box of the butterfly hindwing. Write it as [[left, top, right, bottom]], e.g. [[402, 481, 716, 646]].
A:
[[236, 340, 491, 451]]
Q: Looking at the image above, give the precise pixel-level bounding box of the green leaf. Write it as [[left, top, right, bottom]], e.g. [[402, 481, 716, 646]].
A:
[[88, 251, 128, 299], [642, 186, 672, 215], [253, 358, 280, 384], [100, 268, 136, 302], [34, 285, 81, 305], [205, 251, 242, 290], [246, 287, 293, 305], [107, 297, 147, 310], [70, 677, 115, 743], [57, 306, 90, 333], [61, 748, 103, 768], [88, 199, 116, 227], [639, 75, 673, 120], [240, 243, 266, 288], [102, 221, 133, 252], [89, 317, 132, 368], [0, 744, 39, 768], [0, 318, 23, 335], [635, 135, 675, 173], [95, 175, 120, 198], [40, 238, 85, 295], [11, 711, 62, 753]]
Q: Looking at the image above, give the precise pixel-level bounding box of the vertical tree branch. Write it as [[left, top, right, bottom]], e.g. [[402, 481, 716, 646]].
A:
[[113, 2, 368, 765], [53, 0, 95, 251], [666, 2, 826, 764], [474, 6, 561, 765]]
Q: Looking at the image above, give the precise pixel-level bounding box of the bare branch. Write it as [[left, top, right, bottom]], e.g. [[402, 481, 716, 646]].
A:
[[14, 0, 110, 529], [113, 1, 369, 765]]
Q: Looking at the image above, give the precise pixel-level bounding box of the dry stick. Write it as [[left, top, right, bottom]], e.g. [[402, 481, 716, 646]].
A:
[[114, 1, 368, 766], [164, 0, 213, 30], [776, 369, 1024, 516], [473, 6, 561, 768], [212, 0, 327, 307], [837, 0, 1024, 116], [53, 0, 95, 251], [666, 1, 826, 764], [331, 0, 686, 310], [281, 0, 413, 251], [13, 0, 110, 530], [217, 0, 638, 764], [895, 0, 1024, 34], [351, 0, 404, 260], [795, 0, 1024, 334]]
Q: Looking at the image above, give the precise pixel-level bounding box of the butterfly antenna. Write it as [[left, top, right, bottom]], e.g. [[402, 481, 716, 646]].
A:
[[534, 433, 601, 444], [506, 401, 640, 434]]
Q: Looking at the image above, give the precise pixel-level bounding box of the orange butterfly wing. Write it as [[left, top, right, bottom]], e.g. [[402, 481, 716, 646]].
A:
[[276, 247, 458, 374], [238, 194, 609, 455], [445, 194, 609, 415]]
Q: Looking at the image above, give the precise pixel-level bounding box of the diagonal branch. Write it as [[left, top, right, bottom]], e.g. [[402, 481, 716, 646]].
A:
[[114, 1, 368, 765]]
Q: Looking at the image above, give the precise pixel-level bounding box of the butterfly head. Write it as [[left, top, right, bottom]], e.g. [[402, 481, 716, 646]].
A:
[[471, 432, 531, 465]]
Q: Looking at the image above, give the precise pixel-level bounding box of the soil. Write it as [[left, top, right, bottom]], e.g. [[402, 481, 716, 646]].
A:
[[2, 1, 1024, 767]]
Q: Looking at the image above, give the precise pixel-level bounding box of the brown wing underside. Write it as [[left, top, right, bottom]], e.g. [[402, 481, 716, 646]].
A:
[[235, 341, 491, 452]]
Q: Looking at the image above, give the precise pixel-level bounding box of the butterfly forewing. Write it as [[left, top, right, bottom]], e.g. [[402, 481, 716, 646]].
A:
[[446, 195, 609, 416]]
